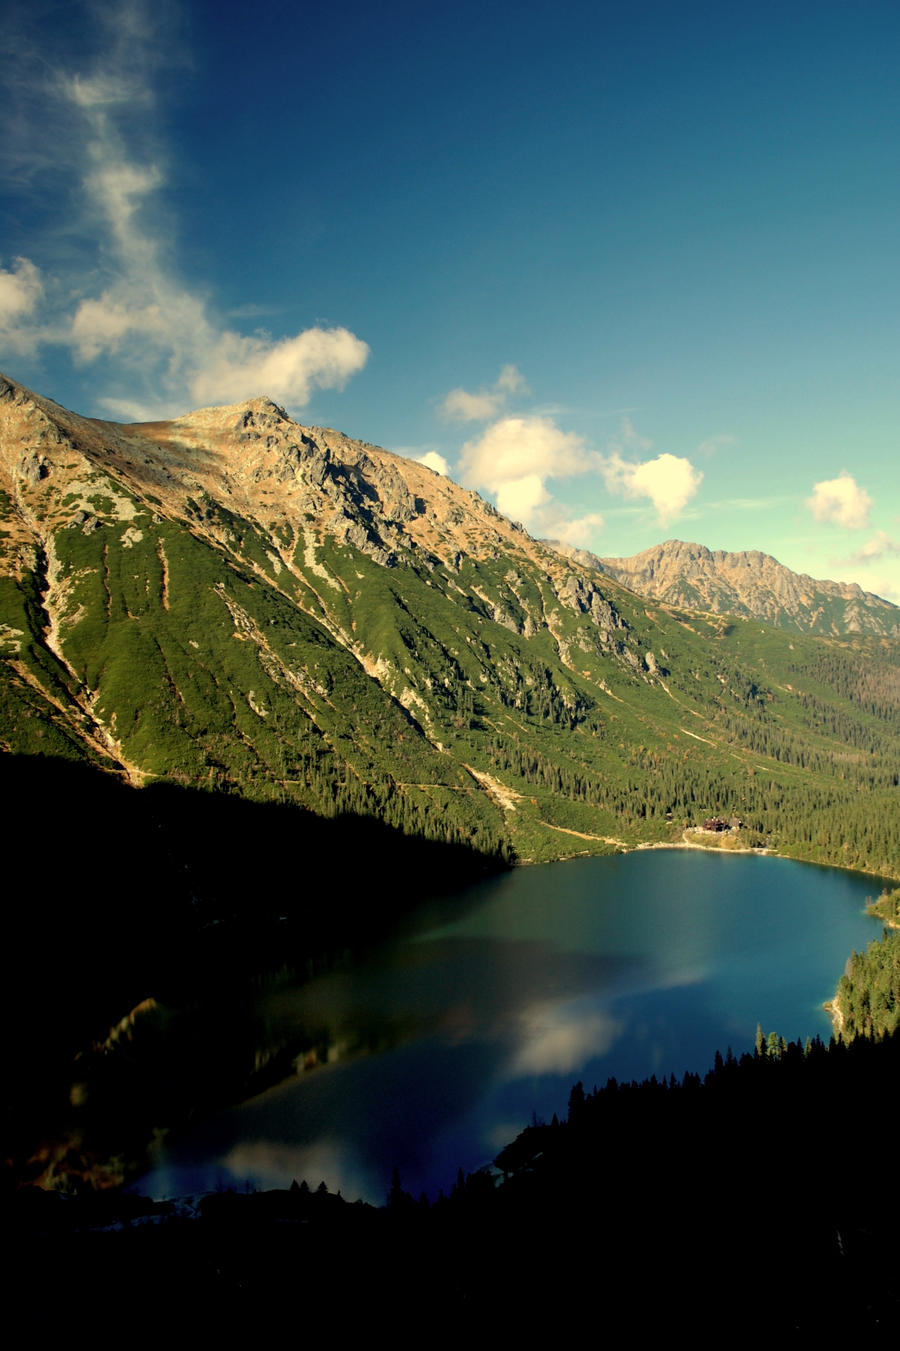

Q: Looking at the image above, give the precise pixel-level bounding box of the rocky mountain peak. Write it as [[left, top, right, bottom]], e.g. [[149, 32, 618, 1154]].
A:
[[581, 538, 899, 637]]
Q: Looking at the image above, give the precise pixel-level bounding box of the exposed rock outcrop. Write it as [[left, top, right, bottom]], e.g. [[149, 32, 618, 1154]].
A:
[[549, 538, 900, 638]]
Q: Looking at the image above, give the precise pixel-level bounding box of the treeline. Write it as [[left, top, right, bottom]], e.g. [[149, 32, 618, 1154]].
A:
[[835, 926, 900, 1040], [486, 737, 606, 802], [713, 706, 898, 783], [794, 687, 898, 756], [790, 647, 900, 722], [868, 884, 900, 925], [276, 746, 514, 862]]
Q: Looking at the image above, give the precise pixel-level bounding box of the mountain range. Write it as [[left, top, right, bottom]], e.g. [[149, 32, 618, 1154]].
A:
[[550, 538, 900, 638], [2, 371, 899, 876]]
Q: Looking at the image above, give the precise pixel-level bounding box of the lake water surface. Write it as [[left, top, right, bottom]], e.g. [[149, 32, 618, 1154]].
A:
[[140, 849, 886, 1203]]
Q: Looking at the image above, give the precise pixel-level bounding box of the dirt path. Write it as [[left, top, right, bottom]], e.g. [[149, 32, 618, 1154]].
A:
[[537, 820, 628, 846]]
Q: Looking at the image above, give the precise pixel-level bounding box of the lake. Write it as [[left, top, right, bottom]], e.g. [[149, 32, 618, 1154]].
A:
[[139, 848, 886, 1204]]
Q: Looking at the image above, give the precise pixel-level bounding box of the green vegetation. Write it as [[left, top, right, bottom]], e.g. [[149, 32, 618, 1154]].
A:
[[867, 884, 900, 925], [827, 885, 900, 1042], [834, 927, 900, 1040]]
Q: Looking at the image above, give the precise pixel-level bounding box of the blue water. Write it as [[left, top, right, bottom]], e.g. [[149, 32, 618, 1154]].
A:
[[139, 849, 886, 1203]]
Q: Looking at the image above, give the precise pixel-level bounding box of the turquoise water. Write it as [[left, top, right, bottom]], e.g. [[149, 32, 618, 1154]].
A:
[[140, 849, 886, 1203]]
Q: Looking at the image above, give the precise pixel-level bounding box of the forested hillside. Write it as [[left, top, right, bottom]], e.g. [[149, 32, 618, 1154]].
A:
[[829, 884, 900, 1039]]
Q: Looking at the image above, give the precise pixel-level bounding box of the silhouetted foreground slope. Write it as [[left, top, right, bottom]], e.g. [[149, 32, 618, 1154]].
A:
[[8, 1030, 899, 1337], [2, 751, 506, 1189]]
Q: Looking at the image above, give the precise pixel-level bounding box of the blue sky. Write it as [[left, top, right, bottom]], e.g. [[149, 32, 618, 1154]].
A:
[[2, 0, 898, 597]]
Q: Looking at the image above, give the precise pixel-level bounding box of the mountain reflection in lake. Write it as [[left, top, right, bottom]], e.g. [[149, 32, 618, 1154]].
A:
[[138, 849, 884, 1203]]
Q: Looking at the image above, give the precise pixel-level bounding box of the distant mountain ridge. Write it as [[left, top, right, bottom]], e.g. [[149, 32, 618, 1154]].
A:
[[548, 538, 900, 638]]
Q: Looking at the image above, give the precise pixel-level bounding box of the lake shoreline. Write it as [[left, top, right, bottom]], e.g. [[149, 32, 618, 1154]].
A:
[[824, 994, 845, 1036], [601, 836, 897, 884], [633, 838, 773, 857]]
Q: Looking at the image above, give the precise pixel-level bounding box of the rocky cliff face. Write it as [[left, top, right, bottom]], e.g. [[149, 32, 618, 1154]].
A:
[[0, 377, 635, 647], [553, 538, 900, 638]]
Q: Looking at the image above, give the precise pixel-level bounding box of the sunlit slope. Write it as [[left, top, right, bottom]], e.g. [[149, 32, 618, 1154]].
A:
[[1, 372, 898, 872]]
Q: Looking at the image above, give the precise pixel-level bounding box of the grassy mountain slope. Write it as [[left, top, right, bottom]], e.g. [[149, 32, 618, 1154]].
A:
[[2, 372, 899, 874]]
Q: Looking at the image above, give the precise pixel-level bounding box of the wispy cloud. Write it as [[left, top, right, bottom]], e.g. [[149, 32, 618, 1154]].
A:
[[0, 1, 369, 416], [806, 471, 872, 530], [0, 257, 44, 354], [696, 433, 736, 458], [843, 530, 900, 565], [707, 495, 794, 512], [543, 511, 605, 547], [440, 364, 528, 421]]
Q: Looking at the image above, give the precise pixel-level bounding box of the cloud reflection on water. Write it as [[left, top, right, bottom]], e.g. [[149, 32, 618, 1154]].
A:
[[508, 999, 622, 1076]]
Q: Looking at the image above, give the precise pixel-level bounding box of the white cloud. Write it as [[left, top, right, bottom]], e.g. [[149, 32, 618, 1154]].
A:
[[454, 411, 704, 536], [97, 394, 166, 422], [440, 364, 528, 421], [495, 472, 550, 523], [0, 256, 43, 320], [510, 1001, 620, 1076], [68, 72, 141, 110], [0, 2, 369, 416], [459, 414, 589, 528], [71, 293, 170, 361], [461, 415, 588, 487], [603, 450, 703, 524], [86, 160, 164, 258], [806, 471, 872, 530], [596, 418, 703, 524], [416, 451, 450, 476], [0, 256, 44, 353], [189, 326, 369, 407], [617, 414, 652, 454]]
